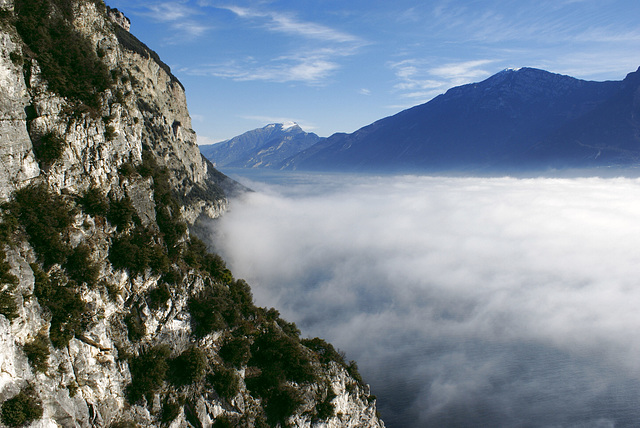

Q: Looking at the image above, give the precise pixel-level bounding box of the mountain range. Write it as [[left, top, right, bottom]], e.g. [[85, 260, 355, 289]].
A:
[[200, 122, 322, 168], [202, 67, 640, 173]]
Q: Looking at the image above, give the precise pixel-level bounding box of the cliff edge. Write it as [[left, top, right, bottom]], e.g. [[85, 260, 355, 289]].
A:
[[0, 1, 384, 427]]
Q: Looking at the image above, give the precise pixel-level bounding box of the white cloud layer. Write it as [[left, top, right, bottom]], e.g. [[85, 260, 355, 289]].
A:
[[209, 173, 640, 427]]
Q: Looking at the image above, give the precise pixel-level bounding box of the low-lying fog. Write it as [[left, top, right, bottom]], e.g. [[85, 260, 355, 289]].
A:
[[209, 171, 640, 428]]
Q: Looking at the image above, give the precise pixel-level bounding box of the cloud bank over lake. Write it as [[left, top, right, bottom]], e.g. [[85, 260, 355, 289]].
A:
[[210, 173, 640, 427]]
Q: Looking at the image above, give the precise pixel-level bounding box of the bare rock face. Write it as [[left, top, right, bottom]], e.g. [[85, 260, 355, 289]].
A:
[[0, 1, 385, 427]]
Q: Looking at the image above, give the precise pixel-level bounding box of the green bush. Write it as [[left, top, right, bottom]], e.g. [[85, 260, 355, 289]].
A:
[[183, 238, 234, 284], [32, 132, 65, 168], [127, 345, 170, 404], [161, 398, 181, 424], [301, 337, 346, 366], [212, 415, 234, 428], [79, 187, 109, 217], [315, 386, 337, 421], [219, 336, 251, 369], [248, 328, 315, 388], [0, 386, 43, 427], [11, 184, 73, 268], [0, 248, 19, 321], [14, 0, 113, 112], [245, 327, 316, 424], [23, 334, 50, 373], [168, 347, 206, 386], [65, 244, 99, 287], [188, 283, 241, 337], [207, 365, 239, 401], [107, 195, 138, 229], [147, 283, 170, 310], [0, 287, 18, 321], [32, 264, 87, 348], [109, 227, 169, 276]]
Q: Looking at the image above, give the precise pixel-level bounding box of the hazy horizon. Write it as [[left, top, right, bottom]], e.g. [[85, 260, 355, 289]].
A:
[[207, 171, 640, 427]]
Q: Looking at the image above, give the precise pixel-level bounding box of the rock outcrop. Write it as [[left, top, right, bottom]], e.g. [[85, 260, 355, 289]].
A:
[[0, 1, 384, 427]]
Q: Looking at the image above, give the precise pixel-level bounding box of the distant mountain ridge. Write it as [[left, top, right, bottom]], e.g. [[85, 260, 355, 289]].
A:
[[200, 122, 322, 168], [201, 66, 640, 173], [283, 67, 635, 172]]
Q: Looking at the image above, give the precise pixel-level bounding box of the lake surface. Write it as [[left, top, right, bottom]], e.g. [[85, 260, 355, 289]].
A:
[[211, 169, 640, 427]]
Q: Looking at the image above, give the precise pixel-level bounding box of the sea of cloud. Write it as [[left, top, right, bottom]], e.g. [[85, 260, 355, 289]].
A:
[[209, 172, 640, 427]]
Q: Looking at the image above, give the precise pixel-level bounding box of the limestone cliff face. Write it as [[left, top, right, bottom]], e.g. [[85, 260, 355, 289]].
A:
[[0, 1, 384, 427]]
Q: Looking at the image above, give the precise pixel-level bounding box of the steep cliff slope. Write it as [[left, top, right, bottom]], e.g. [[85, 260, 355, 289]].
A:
[[0, 1, 384, 427], [200, 123, 322, 169]]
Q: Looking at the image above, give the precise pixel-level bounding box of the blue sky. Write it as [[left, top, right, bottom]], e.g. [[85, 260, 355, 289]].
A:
[[106, 0, 640, 143]]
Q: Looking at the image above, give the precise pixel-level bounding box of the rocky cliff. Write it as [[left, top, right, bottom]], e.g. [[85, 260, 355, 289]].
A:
[[0, 1, 384, 427]]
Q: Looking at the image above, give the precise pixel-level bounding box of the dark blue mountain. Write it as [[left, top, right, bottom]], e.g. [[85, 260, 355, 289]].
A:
[[199, 123, 322, 168], [522, 67, 640, 168], [282, 67, 631, 172]]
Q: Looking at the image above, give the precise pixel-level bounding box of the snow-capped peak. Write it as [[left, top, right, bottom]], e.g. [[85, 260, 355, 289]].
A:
[[282, 121, 298, 131]]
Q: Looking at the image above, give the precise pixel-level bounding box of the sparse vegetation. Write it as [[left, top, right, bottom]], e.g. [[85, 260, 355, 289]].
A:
[[127, 345, 171, 404], [79, 186, 109, 217], [23, 334, 50, 373], [109, 227, 168, 276], [31, 264, 87, 348], [168, 347, 206, 386], [0, 248, 19, 321], [207, 364, 240, 401], [219, 336, 251, 369], [124, 309, 145, 342], [65, 243, 99, 287], [32, 132, 65, 168], [10, 183, 74, 268], [107, 195, 138, 229], [0, 386, 43, 427], [14, 0, 113, 112]]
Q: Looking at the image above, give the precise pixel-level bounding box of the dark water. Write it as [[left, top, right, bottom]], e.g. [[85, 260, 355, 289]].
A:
[[214, 169, 640, 428]]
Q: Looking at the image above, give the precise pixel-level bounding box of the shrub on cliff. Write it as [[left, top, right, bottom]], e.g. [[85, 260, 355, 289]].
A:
[[65, 243, 99, 287], [23, 334, 50, 373], [11, 184, 73, 268], [127, 345, 170, 404], [14, 0, 113, 112], [109, 227, 169, 276], [31, 264, 87, 348], [79, 187, 109, 217], [32, 132, 65, 168], [207, 365, 240, 401], [0, 386, 43, 427], [0, 248, 19, 321], [168, 347, 206, 386]]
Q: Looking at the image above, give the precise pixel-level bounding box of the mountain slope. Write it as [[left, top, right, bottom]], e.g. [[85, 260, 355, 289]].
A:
[[0, 1, 384, 427], [284, 68, 625, 172], [523, 67, 640, 168], [200, 123, 322, 168]]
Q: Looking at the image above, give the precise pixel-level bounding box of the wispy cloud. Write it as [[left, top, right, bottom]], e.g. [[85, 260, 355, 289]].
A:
[[388, 59, 496, 104], [133, 1, 210, 42], [222, 6, 362, 44], [187, 54, 340, 84], [190, 5, 366, 84]]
